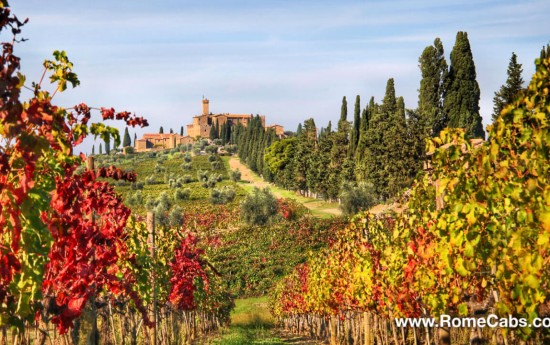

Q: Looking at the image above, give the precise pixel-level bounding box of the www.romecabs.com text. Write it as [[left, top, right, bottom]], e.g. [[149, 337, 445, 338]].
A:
[[395, 315, 550, 328]]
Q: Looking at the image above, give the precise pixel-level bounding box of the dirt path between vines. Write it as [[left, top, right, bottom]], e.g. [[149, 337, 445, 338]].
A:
[[228, 157, 342, 217]]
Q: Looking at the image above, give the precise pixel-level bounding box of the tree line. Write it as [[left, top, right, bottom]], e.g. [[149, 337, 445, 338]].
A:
[[235, 31, 526, 208]]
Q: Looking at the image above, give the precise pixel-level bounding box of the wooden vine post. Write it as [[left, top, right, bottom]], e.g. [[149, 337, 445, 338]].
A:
[[147, 212, 158, 345]]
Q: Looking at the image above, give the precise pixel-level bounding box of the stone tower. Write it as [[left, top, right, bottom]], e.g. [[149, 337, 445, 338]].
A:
[[202, 98, 210, 115]]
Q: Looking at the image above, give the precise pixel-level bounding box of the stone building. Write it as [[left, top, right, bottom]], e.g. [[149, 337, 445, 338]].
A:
[[186, 99, 283, 138], [134, 133, 193, 152]]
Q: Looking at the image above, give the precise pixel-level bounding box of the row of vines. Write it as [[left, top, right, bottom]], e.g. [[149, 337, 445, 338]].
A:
[[271, 50, 550, 344], [0, 6, 233, 344]]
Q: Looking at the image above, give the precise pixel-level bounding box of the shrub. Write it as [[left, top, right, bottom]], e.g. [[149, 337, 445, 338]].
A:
[[154, 163, 165, 173], [193, 147, 201, 155], [240, 188, 279, 226], [175, 188, 191, 201], [210, 161, 221, 170], [183, 153, 192, 163], [145, 175, 157, 185], [229, 169, 241, 182], [213, 139, 223, 146], [182, 175, 192, 184], [169, 206, 184, 227], [202, 173, 222, 188], [205, 145, 218, 154], [208, 155, 217, 162], [128, 190, 144, 206], [130, 181, 144, 190], [338, 181, 377, 216], [157, 191, 172, 210], [181, 162, 192, 171], [145, 197, 157, 211], [210, 186, 236, 205], [224, 144, 237, 154], [197, 170, 208, 182]]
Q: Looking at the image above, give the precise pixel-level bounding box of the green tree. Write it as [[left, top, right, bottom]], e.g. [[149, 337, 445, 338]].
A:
[[92, 145, 95, 155], [99, 143, 103, 155], [180, 126, 184, 136], [264, 137, 297, 189], [340, 96, 348, 123], [338, 181, 377, 216], [443, 31, 485, 139], [159, 126, 164, 134], [133, 133, 137, 146], [169, 128, 173, 134], [296, 123, 302, 136], [240, 188, 279, 226], [122, 127, 131, 147], [380, 78, 397, 115], [349, 95, 361, 157], [418, 37, 448, 136], [104, 136, 111, 154], [492, 52, 524, 122], [292, 118, 317, 192]]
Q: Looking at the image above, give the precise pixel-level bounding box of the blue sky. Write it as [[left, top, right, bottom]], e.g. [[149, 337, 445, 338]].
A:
[[9, 0, 550, 153]]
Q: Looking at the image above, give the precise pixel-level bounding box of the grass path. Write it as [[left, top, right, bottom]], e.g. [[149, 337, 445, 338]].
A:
[[202, 297, 324, 345], [225, 157, 342, 218]]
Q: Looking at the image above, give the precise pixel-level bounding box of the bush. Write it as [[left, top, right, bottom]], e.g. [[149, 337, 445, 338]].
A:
[[205, 145, 218, 154], [202, 173, 222, 188], [145, 175, 157, 185], [208, 155, 217, 162], [154, 163, 165, 173], [130, 181, 144, 190], [193, 147, 201, 155], [157, 191, 172, 210], [224, 144, 237, 154], [338, 181, 377, 216], [213, 139, 223, 146], [181, 162, 192, 171], [175, 188, 191, 201], [210, 161, 221, 170], [127, 190, 143, 206], [210, 186, 236, 205], [145, 197, 157, 211], [182, 175, 192, 184], [197, 170, 208, 182], [240, 188, 279, 225], [169, 206, 184, 227], [229, 169, 241, 182], [183, 153, 192, 163]]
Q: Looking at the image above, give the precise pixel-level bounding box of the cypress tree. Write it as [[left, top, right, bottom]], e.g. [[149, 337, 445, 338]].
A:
[[170, 128, 173, 134], [99, 143, 103, 155], [92, 145, 95, 155], [443, 31, 485, 139], [355, 107, 369, 165], [349, 95, 361, 157], [381, 78, 397, 115], [396, 96, 405, 120], [180, 126, 184, 136], [296, 123, 302, 136], [418, 38, 448, 136], [104, 136, 110, 154], [340, 96, 348, 123], [209, 123, 217, 140], [122, 127, 131, 147], [133, 133, 137, 146], [159, 126, 164, 134], [492, 52, 524, 122]]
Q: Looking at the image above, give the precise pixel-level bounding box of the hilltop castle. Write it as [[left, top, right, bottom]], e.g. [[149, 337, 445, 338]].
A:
[[186, 99, 284, 138], [134, 99, 284, 152]]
